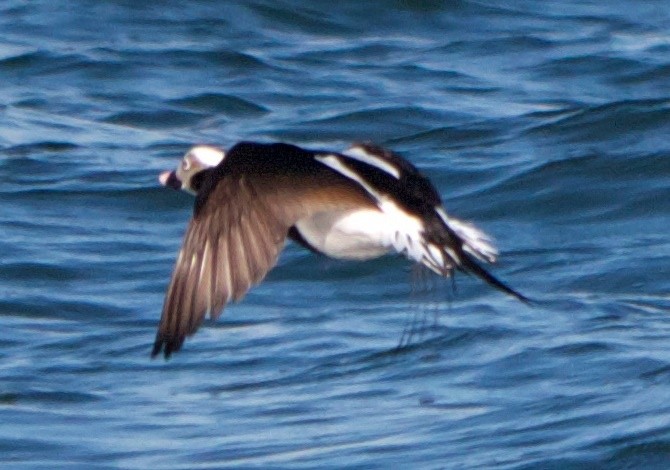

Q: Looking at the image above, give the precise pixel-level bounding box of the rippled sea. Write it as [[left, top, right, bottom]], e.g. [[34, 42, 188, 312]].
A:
[[2, 1, 670, 468]]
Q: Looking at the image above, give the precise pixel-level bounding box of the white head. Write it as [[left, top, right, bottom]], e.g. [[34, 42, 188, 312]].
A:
[[159, 145, 225, 195]]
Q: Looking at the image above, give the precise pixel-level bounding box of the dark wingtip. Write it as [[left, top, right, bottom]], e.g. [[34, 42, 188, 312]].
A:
[[151, 333, 183, 360], [150, 336, 166, 360]]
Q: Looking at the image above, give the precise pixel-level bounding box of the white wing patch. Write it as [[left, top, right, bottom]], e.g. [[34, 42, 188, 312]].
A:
[[435, 207, 498, 263], [343, 145, 401, 179]]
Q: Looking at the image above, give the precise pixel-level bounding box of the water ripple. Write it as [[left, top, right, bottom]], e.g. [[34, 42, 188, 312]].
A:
[[1, 1, 669, 468]]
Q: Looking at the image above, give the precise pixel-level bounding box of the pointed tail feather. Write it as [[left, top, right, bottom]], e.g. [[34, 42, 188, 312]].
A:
[[458, 252, 530, 303]]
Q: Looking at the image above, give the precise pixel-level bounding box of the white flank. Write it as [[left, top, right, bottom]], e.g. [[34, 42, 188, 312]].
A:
[[343, 145, 401, 179], [435, 207, 498, 263], [296, 209, 392, 260], [314, 200, 429, 265], [189, 145, 225, 168]]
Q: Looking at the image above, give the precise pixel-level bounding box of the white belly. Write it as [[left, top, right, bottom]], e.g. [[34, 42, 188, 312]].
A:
[[294, 209, 392, 260]]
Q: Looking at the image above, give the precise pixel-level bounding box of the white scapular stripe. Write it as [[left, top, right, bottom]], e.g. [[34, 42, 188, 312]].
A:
[[316, 154, 382, 198], [343, 145, 401, 179], [435, 207, 498, 263]]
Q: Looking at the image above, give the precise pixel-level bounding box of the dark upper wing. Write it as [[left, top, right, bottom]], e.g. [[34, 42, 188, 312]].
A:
[[153, 144, 376, 358], [342, 143, 442, 208], [152, 177, 288, 358]]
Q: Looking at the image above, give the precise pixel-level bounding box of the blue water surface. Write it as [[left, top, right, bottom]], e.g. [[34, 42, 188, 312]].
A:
[[1, 1, 669, 468]]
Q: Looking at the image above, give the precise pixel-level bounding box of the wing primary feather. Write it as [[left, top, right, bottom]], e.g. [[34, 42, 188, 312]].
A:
[[164, 255, 189, 356], [242, 210, 271, 284], [200, 238, 213, 319], [230, 223, 250, 301], [219, 226, 234, 310], [187, 250, 205, 335], [209, 232, 219, 315]]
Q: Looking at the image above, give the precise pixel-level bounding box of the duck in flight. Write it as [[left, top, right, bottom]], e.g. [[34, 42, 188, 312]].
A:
[[153, 142, 527, 358]]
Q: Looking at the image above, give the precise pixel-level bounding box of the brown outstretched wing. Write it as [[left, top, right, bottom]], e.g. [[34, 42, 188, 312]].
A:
[[153, 170, 375, 358]]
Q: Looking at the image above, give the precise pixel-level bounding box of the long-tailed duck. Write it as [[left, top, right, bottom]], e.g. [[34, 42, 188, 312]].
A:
[[153, 142, 527, 358]]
